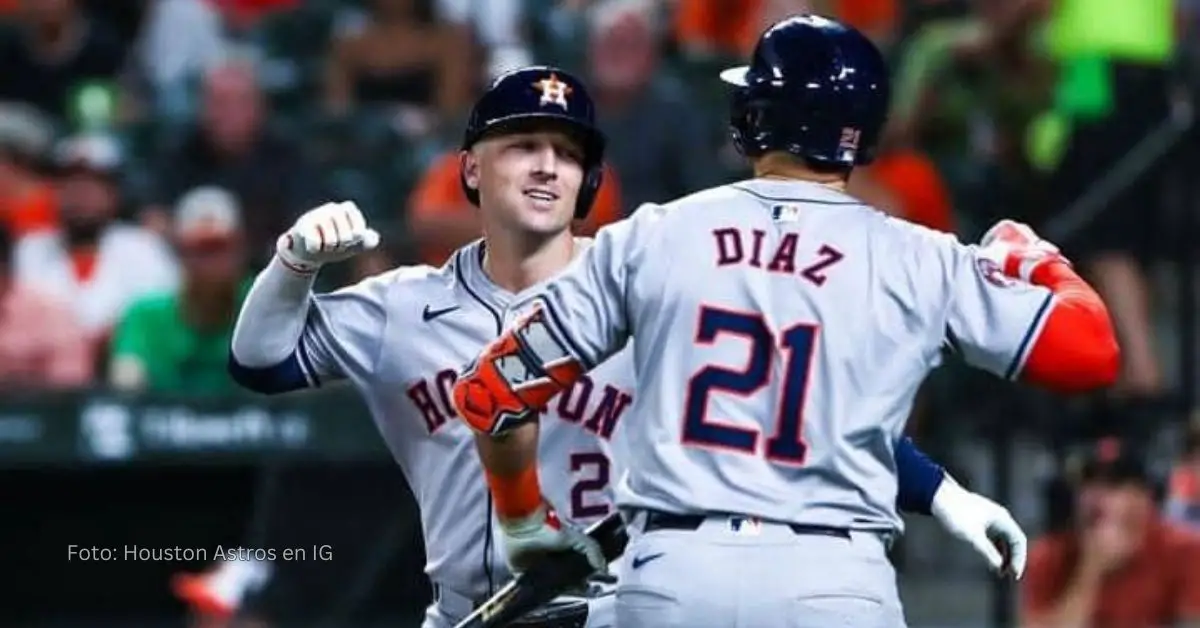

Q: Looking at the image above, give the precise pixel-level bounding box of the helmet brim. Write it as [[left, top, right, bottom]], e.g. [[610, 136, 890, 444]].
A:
[[464, 112, 602, 151], [466, 112, 606, 168], [719, 66, 749, 86]]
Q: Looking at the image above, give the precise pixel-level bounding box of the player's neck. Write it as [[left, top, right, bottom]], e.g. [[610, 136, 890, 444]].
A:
[[754, 154, 847, 191], [481, 230, 576, 294]]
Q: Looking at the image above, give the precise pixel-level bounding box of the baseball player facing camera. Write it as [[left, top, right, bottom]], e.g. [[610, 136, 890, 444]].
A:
[[232, 63, 1035, 626], [451, 16, 1121, 628]]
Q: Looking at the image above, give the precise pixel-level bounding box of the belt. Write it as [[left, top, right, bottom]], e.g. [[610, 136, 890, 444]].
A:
[[641, 510, 851, 540]]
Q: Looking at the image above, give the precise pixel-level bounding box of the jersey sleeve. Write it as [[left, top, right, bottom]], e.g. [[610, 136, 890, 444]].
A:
[[529, 209, 648, 369], [298, 273, 392, 385], [939, 238, 1055, 380]]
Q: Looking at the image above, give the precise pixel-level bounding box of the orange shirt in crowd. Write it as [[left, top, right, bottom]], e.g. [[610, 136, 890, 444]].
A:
[[673, 0, 896, 58], [408, 152, 624, 267], [1021, 521, 1200, 628], [0, 284, 93, 389], [2, 185, 58, 238], [867, 150, 956, 233]]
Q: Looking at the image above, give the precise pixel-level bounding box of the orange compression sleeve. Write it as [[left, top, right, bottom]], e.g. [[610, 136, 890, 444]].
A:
[[1020, 261, 1120, 392], [486, 463, 543, 521]]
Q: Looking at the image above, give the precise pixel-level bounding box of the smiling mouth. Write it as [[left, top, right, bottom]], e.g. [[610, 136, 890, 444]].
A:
[[524, 189, 559, 202]]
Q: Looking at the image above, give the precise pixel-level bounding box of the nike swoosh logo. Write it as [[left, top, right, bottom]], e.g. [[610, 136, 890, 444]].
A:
[[630, 552, 665, 569], [422, 305, 461, 322]]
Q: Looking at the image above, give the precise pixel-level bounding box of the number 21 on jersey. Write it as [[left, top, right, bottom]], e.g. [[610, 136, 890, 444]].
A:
[[682, 306, 817, 465]]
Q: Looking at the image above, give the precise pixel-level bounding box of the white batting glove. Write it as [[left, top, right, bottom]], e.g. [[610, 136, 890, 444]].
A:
[[977, 219, 1069, 284], [931, 476, 1028, 580], [500, 503, 606, 575], [276, 201, 380, 274]]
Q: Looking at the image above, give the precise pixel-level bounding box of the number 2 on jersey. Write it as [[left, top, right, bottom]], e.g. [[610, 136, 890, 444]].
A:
[[569, 452, 610, 519], [682, 306, 817, 465]]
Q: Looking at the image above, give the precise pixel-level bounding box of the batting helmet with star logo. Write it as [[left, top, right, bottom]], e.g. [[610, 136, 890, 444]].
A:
[[460, 66, 607, 219]]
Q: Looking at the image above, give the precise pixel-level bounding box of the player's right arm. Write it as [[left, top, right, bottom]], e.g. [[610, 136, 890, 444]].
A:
[[935, 220, 1119, 393], [897, 437, 1028, 579], [452, 206, 652, 437], [228, 201, 382, 394]]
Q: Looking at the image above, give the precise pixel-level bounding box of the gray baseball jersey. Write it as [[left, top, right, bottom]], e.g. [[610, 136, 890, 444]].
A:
[[520, 178, 1054, 533], [296, 239, 632, 600]]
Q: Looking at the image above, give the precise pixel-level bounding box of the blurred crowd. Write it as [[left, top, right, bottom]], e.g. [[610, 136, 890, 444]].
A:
[[2, 0, 1200, 625]]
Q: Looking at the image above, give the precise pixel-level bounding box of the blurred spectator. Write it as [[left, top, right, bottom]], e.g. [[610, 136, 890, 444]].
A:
[[885, 0, 1052, 235], [1040, 0, 1177, 398], [0, 0, 125, 120], [834, 0, 899, 47], [0, 224, 93, 390], [146, 58, 323, 265], [110, 186, 250, 395], [407, 152, 623, 267], [1166, 418, 1200, 530], [14, 133, 179, 340], [849, 150, 957, 233], [1021, 437, 1200, 628], [435, 0, 531, 79], [323, 0, 474, 136], [0, 103, 58, 238], [672, 0, 839, 61], [588, 0, 722, 214], [133, 0, 230, 119]]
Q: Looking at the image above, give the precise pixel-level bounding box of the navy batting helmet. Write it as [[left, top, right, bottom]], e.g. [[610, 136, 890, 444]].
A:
[[720, 15, 890, 168], [460, 66, 606, 219]]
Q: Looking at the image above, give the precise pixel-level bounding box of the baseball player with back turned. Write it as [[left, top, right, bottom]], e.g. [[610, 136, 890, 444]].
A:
[[450, 18, 1121, 628], [229, 65, 1029, 627]]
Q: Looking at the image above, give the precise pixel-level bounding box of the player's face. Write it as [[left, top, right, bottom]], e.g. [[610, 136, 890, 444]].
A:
[[471, 129, 585, 236]]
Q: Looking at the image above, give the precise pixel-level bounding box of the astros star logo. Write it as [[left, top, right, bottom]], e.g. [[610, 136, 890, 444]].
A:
[[532, 73, 572, 110]]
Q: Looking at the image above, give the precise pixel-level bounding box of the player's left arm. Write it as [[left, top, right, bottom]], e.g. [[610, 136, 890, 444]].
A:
[[940, 220, 1119, 393]]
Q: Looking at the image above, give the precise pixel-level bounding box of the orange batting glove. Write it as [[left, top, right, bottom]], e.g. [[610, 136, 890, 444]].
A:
[[452, 308, 584, 436]]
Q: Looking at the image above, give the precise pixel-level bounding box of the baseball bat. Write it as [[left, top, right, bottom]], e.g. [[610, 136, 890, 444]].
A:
[[451, 512, 629, 628]]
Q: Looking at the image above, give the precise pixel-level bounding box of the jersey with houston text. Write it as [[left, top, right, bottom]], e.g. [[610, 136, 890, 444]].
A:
[[293, 239, 633, 600], [522, 178, 1054, 533]]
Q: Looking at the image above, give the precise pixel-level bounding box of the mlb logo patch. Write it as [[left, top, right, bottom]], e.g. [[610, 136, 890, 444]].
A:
[[729, 517, 762, 536], [772, 204, 802, 223]]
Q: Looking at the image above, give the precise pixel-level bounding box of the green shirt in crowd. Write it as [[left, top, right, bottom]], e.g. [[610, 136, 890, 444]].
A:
[[110, 281, 253, 395], [1047, 0, 1174, 63]]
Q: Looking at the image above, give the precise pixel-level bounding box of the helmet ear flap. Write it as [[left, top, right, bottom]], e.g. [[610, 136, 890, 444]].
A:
[[574, 162, 604, 219], [728, 89, 771, 158]]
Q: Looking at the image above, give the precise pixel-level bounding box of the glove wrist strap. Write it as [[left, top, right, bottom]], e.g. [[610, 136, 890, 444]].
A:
[[276, 240, 321, 276]]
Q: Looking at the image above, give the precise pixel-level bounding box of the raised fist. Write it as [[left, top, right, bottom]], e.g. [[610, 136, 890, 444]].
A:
[[276, 201, 380, 274], [978, 219, 1068, 283]]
